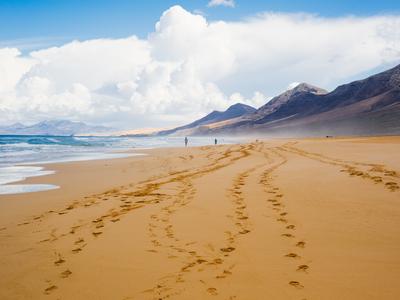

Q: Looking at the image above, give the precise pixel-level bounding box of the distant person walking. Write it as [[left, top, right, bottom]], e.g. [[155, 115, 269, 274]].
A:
[[214, 138, 218, 145], [185, 137, 188, 147]]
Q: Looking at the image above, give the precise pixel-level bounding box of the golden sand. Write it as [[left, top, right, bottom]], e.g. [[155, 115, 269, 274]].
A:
[[0, 137, 399, 299]]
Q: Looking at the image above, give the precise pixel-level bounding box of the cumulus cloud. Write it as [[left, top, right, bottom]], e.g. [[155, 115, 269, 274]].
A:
[[1, 5, 400, 128], [208, 0, 235, 8], [229, 91, 270, 108], [0, 48, 35, 94]]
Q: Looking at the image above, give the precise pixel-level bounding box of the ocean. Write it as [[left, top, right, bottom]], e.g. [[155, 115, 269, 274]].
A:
[[0, 135, 238, 195]]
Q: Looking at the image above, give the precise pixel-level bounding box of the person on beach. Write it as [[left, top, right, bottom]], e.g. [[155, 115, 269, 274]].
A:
[[214, 138, 218, 145], [185, 137, 188, 147]]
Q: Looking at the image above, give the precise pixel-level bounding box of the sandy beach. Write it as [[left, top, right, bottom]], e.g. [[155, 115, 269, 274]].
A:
[[0, 137, 400, 300]]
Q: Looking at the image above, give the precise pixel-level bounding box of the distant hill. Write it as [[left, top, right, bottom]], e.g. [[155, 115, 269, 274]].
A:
[[176, 64, 400, 137], [157, 103, 256, 136], [254, 83, 327, 118], [0, 120, 112, 136]]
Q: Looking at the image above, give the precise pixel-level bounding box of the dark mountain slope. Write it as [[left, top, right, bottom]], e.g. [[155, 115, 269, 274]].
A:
[[208, 64, 400, 136], [157, 103, 256, 136], [256, 83, 327, 116]]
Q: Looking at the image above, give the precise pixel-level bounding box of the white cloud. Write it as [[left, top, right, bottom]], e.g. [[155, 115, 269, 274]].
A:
[[29, 37, 150, 91], [0, 6, 400, 128], [208, 0, 235, 8], [229, 91, 269, 108], [0, 48, 35, 94]]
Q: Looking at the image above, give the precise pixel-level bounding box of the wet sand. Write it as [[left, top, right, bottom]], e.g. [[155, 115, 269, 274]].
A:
[[0, 137, 400, 299]]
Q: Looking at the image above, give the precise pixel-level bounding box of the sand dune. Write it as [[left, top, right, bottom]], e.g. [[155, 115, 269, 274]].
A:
[[0, 137, 400, 299]]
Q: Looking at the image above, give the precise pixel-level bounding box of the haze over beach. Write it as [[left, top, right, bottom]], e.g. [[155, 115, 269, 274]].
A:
[[1, 0, 400, 299]]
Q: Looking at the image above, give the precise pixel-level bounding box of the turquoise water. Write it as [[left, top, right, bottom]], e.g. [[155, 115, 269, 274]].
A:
[[0, 135, 237, 195]]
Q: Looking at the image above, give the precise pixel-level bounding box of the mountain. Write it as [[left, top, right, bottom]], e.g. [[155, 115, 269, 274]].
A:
[[0, 120, 112, 136], [200, 64, 400, 136], [1, 122, 26, 131], [255, 83, 327, 117], [157, 103, 256, 136]]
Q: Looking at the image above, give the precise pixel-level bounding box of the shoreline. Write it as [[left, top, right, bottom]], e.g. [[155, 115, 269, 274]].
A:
[[1, 135, 399, 225], [0, 135, 242, 195], [0, 144, 226, 226], [0, 151, 143, 195], [0, 136, 399, 299]]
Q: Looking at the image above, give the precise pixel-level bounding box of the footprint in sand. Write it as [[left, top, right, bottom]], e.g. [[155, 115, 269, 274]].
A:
[[385, 182, 399, 191], [60, 269, 72, 278], [384, 170, 398, 177], [196, 259, 208, 265], [70, 225, 81, 234], [281, 233, 295, 238], [74, 238, 84, 245], [289, 281, 304, 289], [44, 285, 58, 294], [216, 269, 233, 279], [181, 262, 196, 272], [297, 265, 309, 272], [92, 218, 103, 224], [207, 287, 218, 295], [296, 241, 306, 248], [54, 254, 66, 266], [286, 225, 295, 230], [220, 247, 235, 253], [92, 231, 103, 237], [285, 253, 300, 259], [209, 258, 223, 265], [66, 204, 75, 210], [71, 247, 83, 254], [371, 176, 383, 183], [17, 222, 30, 226]]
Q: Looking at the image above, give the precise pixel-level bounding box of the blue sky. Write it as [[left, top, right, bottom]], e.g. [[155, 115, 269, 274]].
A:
[[1, 1, 400, 128], [1, 0, 400, 51]]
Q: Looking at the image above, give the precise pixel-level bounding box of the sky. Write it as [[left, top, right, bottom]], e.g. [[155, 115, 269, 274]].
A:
[[1, 0, 400, 129]]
